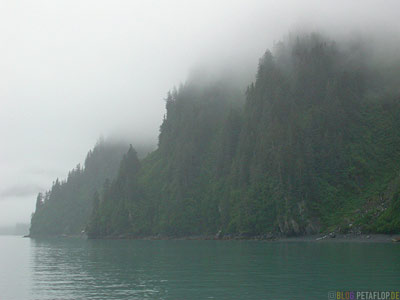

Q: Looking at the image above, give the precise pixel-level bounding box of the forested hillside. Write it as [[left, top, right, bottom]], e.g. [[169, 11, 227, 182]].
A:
[[31, 33, 400, 238], [86, 34, 400, 238], [29, 139, 128, 236]]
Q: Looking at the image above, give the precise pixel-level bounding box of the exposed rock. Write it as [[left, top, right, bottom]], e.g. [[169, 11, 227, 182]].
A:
[[291, 219, 300, 235], [265, 232, 275, 240]]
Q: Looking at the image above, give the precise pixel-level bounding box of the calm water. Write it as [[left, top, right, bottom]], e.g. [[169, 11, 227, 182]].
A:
[[0, 236, 399, 300]]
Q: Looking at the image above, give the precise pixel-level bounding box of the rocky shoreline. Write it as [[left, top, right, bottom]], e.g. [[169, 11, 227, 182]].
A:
[[279, 233, 399, 243], [138, 233, 400, 243], [27, 232, 400, 243]]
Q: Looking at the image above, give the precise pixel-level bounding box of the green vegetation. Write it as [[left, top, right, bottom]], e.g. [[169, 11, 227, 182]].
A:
[[32, 33, 400, 238], [29, 139, 128, 236]]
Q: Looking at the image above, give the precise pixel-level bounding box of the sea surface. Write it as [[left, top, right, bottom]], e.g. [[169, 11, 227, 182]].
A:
[[0, 235, 399, 299]]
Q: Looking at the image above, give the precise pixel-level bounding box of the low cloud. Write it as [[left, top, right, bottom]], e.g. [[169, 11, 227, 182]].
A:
[[0, 184, 44, 200]]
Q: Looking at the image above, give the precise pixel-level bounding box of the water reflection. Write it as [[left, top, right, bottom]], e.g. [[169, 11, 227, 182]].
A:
[[31, 238, 164, 299]]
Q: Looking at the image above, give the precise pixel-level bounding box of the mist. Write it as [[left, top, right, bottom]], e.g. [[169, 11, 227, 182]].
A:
[[1, 0, 400, 227]]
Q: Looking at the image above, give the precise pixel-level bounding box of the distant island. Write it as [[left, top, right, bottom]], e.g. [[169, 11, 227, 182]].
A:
[[29, 33, 400, 239]]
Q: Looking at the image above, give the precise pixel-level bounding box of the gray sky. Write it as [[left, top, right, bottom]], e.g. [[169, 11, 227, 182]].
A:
[[1, 0, 399, 226]]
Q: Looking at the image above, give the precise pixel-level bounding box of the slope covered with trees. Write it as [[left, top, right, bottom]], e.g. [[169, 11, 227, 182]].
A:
[[31, 33, 400, 238], [29, 139, 129, 236], [86, 33, 400, 238]]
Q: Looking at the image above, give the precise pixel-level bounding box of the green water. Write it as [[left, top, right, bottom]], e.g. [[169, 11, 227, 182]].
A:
[[0, 236, 399, 299]]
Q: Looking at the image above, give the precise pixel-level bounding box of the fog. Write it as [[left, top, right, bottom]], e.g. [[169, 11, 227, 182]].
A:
[[1, 0, 399, 227]]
